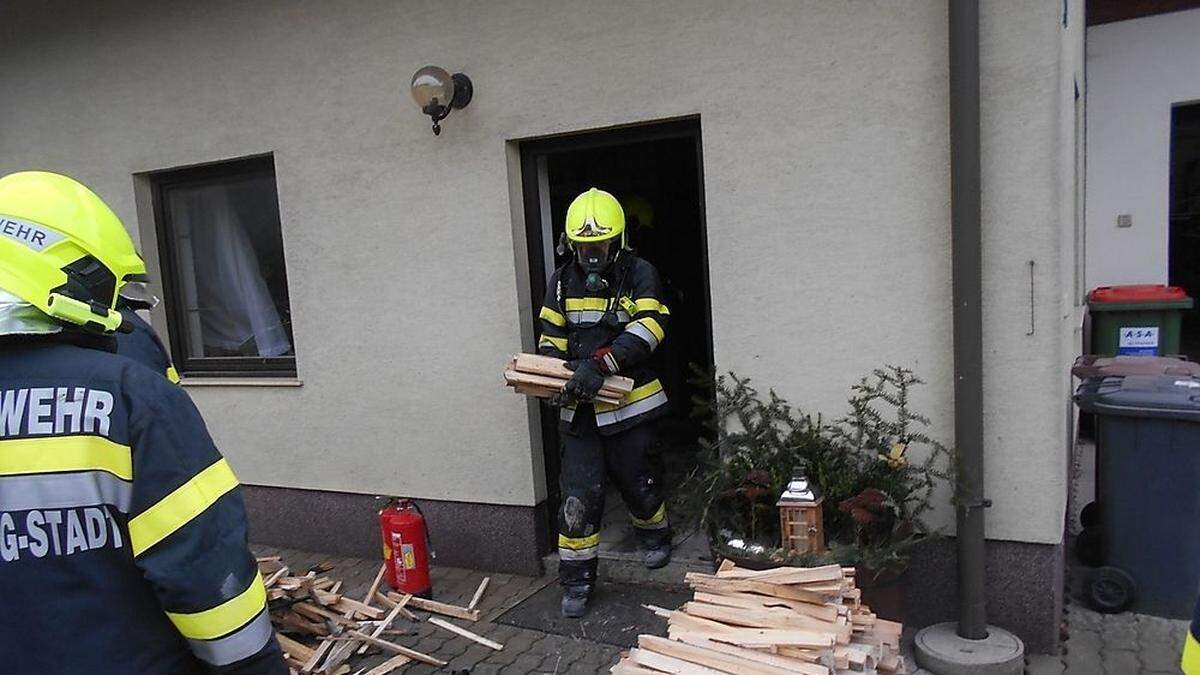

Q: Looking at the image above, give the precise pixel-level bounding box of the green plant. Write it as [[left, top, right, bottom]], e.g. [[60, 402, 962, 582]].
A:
[[674, 366, 955, 574]]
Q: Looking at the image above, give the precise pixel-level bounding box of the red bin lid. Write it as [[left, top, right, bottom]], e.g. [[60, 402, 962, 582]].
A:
[[1087, 284, 1190, 304]]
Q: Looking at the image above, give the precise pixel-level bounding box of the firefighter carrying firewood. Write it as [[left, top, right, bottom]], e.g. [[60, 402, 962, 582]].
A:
[[536, 187, 673, 618]]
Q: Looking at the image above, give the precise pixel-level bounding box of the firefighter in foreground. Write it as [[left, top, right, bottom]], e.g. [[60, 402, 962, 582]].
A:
[[0, 171, 285, 674], [538, 187, 673, 617]]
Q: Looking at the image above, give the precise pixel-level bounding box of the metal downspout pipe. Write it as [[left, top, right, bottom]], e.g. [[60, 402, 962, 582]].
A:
[[948, 0, 989, 641]]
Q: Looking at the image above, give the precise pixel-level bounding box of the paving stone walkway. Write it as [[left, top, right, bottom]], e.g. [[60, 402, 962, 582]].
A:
[[1027, 601, 1189, 675], [256, 545, 623, 674], [272, 542, 1194, 675]]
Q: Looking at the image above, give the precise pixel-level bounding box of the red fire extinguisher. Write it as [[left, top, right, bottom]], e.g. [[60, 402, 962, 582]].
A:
[[379, 498, 433, 598]]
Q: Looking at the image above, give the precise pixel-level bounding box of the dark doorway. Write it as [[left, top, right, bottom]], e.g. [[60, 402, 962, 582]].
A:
[[1169, 104, 1200, 360], [519, 118, 714, 547]]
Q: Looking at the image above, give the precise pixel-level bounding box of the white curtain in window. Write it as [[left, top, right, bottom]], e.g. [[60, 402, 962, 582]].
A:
[[170, 185, 292, 357]]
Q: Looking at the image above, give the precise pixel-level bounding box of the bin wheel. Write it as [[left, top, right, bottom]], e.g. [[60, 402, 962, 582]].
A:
[[1086, 566, 1135, 614], [1079, 501, 1101, 529], [1075, 527, 1104, 567]]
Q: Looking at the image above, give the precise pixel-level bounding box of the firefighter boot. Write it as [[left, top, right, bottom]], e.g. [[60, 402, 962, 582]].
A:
[[561, 584, 592, 618], [637, 527, 673, 569]]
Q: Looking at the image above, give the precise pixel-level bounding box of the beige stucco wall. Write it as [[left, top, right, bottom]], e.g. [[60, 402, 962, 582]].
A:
[[0, 0, 1078, 545], [1086, 9, 1200, 288]]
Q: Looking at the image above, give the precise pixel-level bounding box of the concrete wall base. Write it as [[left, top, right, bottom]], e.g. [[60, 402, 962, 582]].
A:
[[242, 484, 549, 576], [904, 536, 1064, 655]]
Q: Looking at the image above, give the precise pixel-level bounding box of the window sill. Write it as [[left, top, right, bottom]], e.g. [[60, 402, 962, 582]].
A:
[[180, 377, 303, 388]]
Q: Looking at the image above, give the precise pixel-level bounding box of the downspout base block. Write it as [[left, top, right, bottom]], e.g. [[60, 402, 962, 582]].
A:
[[914, 622, 1025, 675]]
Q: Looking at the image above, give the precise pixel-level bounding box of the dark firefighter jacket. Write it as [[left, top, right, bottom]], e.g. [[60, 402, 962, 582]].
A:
[[0, 333, 285, 675], [538, 252, 670, 435], [117, 308, 181, 384]]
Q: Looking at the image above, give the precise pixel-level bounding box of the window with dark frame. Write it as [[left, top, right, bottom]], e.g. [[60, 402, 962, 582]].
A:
[[150, 155, 296, 377]]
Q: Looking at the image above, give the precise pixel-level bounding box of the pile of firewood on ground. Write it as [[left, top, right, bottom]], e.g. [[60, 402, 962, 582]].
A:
[[615, 561, 904, 675], [258, 556, 497, 675]]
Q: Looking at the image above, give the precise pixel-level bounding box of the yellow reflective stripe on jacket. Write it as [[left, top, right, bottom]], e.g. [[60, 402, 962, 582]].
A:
[[631, 317, 665, 342], [558, 533, 601, 550], [129, 458, 239, 557], [166, 574, 267, 641], [633, 298, 669, 315], [564, 297, 608, 312], [1185, 630, 1200, 674], [594, 379, 664, 413], [539, 335, 568, 351], [0, 435, 132, 480], [166, 366, 181, 384], [539, 306, 567, 328], [631, 503, 667, 528]]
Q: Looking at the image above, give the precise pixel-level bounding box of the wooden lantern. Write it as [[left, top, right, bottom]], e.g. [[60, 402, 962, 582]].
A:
[[777, 474, 825, 555]]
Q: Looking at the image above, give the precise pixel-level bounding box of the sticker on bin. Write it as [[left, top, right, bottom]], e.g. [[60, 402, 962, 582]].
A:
[[1174, 380, 1200, 388], [1118, 326, 1159, 356]]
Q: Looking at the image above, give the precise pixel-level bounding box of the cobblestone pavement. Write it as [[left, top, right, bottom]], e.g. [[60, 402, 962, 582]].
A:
[[898, 602, 1187, 675], [1027, 601, 1189, 675], [256, 545, 624, 674]]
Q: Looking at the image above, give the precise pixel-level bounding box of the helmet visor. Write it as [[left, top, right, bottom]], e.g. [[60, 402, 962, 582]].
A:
[[576, 240, 612, 273], [118, 279, 160, 310]]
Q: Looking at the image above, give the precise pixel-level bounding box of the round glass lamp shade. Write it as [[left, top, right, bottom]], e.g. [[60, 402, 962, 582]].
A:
[[410, 66, 455, 110]]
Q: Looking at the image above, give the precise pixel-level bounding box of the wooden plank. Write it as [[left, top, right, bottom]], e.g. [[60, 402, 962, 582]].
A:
[[715, 564, 844, 585], [361, 655, 413, 675], [467, 577, 490, 611], [276, 611, 329, 637], [373, 592, 418, 621], [331, 597, 384, 620], [707, 628, 835, 649], [357, 599, 410, 655], [628, 647, 731, 674], [292, 602, 360, 629], [311, 589, 343, 607], [318, 638, 362, 674], [686, 574, 837, 604], [611, 661, 663, 675], [670, 632, 829, 675], [275, 633, 315, 662], [512, 353, 635, 393], [692, 591, 840, 623], [505, 364, 629, 399], [385, 591, 480, 622], [638, 635, 794, 675], [657, 609, 739, 635], [835, 645, 875, 670], [361, 564, 387, 606], [263, 566, 290, 588], [504, 370, 624, 405], [682, 602, 850, 641], [345, 630, 447, 667], [299, 591, 362, 674], [778, 646, 847, 669], [428, 617, 504, 650]]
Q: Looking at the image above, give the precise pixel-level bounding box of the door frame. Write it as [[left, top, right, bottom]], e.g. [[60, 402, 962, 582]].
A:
[[517, 116, 714, 547]]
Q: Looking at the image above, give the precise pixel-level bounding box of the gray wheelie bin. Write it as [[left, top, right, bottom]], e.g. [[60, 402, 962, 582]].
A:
[[1075, 373, 1200, 618]]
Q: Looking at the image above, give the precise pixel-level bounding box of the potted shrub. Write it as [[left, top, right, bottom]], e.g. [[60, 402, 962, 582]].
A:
[[675, 366, 955, 620]]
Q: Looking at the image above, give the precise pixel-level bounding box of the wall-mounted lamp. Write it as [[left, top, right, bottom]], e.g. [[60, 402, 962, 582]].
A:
[[410, 65, 473, 136]]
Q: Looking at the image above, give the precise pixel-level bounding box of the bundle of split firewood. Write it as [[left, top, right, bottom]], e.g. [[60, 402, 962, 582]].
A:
[[615, 561, 904, 675], [504, 353, 634, 405], [257, 556, 498, 675]]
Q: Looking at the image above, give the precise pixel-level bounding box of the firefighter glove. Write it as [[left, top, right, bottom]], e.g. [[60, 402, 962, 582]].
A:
[[564, 358, 605, 401]]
